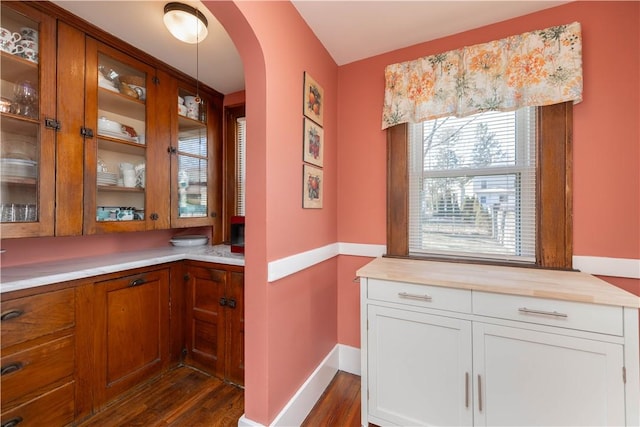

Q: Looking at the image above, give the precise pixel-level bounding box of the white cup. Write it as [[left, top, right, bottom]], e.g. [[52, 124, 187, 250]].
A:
[[17, 39, 37, 50], [0, 27, 21, 44], [21, 47, 37, 63], [122, 169, 136, 188], [19, 27, 37, 42]]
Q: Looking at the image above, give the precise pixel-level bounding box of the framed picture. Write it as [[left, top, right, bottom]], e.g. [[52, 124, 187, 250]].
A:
[[303, 164, 323, 209], [303, 117, 324, 167], [303, 72, 324, 126]]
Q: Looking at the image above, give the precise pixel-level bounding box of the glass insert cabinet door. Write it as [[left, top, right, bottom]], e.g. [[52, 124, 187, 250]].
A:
[[84, 40, 152, 233], [172, 87, 213, 227], [0, 4, 55, 238]]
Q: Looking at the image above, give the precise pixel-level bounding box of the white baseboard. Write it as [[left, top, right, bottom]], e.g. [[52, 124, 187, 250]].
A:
[[238, 344, 361, 426]]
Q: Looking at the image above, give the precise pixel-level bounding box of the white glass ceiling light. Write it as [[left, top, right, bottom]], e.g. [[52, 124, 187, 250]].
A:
[[163, 2, 208, 44]]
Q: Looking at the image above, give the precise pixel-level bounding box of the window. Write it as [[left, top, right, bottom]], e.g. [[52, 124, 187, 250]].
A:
[[387, 102, 573, 269], [236, 117, 246, 216], [408, 108, 536, 262], [224, 104, 246, 242]]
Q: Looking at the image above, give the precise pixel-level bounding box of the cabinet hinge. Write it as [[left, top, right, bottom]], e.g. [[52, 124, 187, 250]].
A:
[[623, 366, 626, 384], [152, 76, 160, 85], [44, 117, 61, 131], [167, 146, 177, 154], [80, 127, 94, 138]]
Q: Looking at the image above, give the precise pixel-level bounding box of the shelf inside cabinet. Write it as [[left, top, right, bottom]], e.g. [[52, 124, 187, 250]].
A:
[[97, 136, 146, 155], [1, 51, 38, 83], [1, 113, 40, 134], [97, 185, 144, 193], [178, 114, 206, 131], [98, 88, 145, 121], [1, 176, 37, 186]]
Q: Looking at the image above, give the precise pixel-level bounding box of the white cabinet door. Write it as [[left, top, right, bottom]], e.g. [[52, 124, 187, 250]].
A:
[[368, 305, 473, 426], [473, 323, 625, 426]]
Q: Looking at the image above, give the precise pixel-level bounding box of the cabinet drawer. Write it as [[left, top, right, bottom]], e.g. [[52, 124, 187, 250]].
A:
[[368, 279, 471, 313], [1, 381, 74, 427], [472, 291, 623, 336], [1, 334, 75, 407], [1, 288, 75, 349]]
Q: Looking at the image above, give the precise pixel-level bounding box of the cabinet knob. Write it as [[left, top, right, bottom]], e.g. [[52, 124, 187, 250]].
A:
[[1, 417, 23, 427], [226, 298, 237, 309], [129, 278, 145, 287], [219, 297, 227, 306], [0, 310, 23, 321], [1, 362, 23, 376]]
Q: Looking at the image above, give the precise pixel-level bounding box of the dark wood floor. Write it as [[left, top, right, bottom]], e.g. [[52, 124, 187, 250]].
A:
[[77, 366, 361, 427]]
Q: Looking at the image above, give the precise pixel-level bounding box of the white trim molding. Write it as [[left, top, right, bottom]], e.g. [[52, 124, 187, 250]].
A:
[[267, 243, 339, 282], [573, 256, 640, 279], [267, 243, 640, 283], [238, 344, 360, 427]]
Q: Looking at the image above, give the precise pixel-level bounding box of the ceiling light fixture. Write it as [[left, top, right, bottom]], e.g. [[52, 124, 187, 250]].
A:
[[163, 2, 208, 44]]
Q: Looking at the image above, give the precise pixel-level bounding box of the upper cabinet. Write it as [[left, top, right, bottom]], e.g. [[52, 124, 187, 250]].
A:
[[0, 3, 56, 238], [170, 81, 221, 229], [1, 1, 223, 239]]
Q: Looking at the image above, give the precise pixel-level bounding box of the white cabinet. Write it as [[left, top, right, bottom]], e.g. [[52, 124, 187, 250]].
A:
[[368, 305, 472, 426], [473, 323, 625, 426], [359, 259, 640, 427]]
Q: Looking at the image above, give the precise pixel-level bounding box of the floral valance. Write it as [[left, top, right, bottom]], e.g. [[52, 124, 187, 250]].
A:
[[382, 22, 583, 129]]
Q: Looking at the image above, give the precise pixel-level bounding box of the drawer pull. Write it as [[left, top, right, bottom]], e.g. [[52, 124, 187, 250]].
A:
[[1, 362, 23, 376], [1, 417, 23, 427], [129, 278, 145, 287], [518, 307, 568, 318], [398, 292, 432, 302], [0, 310, 23, 321], [464, 372, 469, 408]]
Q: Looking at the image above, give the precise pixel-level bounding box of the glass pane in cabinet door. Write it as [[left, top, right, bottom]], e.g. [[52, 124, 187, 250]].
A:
[[1, 7, 41, 224], [177, 127, 208, 218], [95, 53, 147, 223]]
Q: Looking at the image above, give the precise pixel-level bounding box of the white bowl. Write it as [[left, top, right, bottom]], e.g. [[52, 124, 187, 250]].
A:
[[169, 235, 208, 247], [98, 116, 122, 133]]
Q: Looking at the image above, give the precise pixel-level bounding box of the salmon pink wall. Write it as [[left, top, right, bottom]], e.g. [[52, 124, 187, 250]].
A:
[[205, 1, 338, 424]]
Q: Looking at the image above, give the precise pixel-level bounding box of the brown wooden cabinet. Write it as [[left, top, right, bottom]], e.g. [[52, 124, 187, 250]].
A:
[[184, 261, 244, 386], [0, 288, 76, 426], [0, 2, 57, 238], [1, 1, 223, 240], [91, 268, 171, 408]]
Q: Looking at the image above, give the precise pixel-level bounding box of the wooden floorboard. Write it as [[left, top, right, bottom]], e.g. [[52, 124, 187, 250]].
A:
[[77, 366, 361, 427]]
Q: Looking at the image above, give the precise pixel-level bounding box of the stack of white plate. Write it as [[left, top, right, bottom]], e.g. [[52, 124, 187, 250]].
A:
[[97, 171, 117, 186], [1, 158, 37, 178]]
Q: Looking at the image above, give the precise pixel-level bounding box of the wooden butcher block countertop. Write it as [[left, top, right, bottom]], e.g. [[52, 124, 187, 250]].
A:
[[357, 257, 640, 308]]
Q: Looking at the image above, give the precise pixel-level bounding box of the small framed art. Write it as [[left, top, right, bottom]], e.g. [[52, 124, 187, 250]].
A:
[[303, 72, 324, 126], [303, 117, 324, 167], [303, 164, 323, 209]]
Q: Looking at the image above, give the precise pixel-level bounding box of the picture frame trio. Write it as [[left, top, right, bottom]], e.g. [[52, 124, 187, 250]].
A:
[[302, 72, 324, 209]]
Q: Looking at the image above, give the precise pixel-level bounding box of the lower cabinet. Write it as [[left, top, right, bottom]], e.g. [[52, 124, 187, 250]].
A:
[[92, 268, 171, 408], [0, 288, 76, 427], [184, 261, 244, 386], [368, 305, 472, 426], [362, 276, 638, 427]]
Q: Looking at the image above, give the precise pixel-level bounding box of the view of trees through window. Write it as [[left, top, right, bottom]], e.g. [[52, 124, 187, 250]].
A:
[[409, 108, 537, 261]]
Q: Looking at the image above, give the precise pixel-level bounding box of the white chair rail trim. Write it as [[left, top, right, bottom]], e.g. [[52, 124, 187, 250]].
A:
[[267, 243, 639, 282]]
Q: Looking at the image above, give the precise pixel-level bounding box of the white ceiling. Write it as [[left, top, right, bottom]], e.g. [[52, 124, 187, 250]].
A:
[[52, 1, 569, 95]]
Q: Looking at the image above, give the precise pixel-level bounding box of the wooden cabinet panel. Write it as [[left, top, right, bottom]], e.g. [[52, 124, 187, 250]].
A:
[[0, 382, 75, 427], [225, 269, 245, 386], [184, 262, 244, 386], [94, 268, 170, 406], [1, 334, 74, 409], [0, 288, 75, 349]]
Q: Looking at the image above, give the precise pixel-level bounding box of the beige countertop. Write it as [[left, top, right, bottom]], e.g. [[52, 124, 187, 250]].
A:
[[0, 244, 244, 294], [357, 257, 640, 308]]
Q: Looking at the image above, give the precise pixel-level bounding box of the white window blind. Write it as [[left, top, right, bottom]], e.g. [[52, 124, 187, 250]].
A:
[[236, 117, 246, 216], [408, 107, 537, 262]]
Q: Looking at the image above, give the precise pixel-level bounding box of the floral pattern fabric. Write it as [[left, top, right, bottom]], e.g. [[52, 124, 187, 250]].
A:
[[382, 22, 582, 129]]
